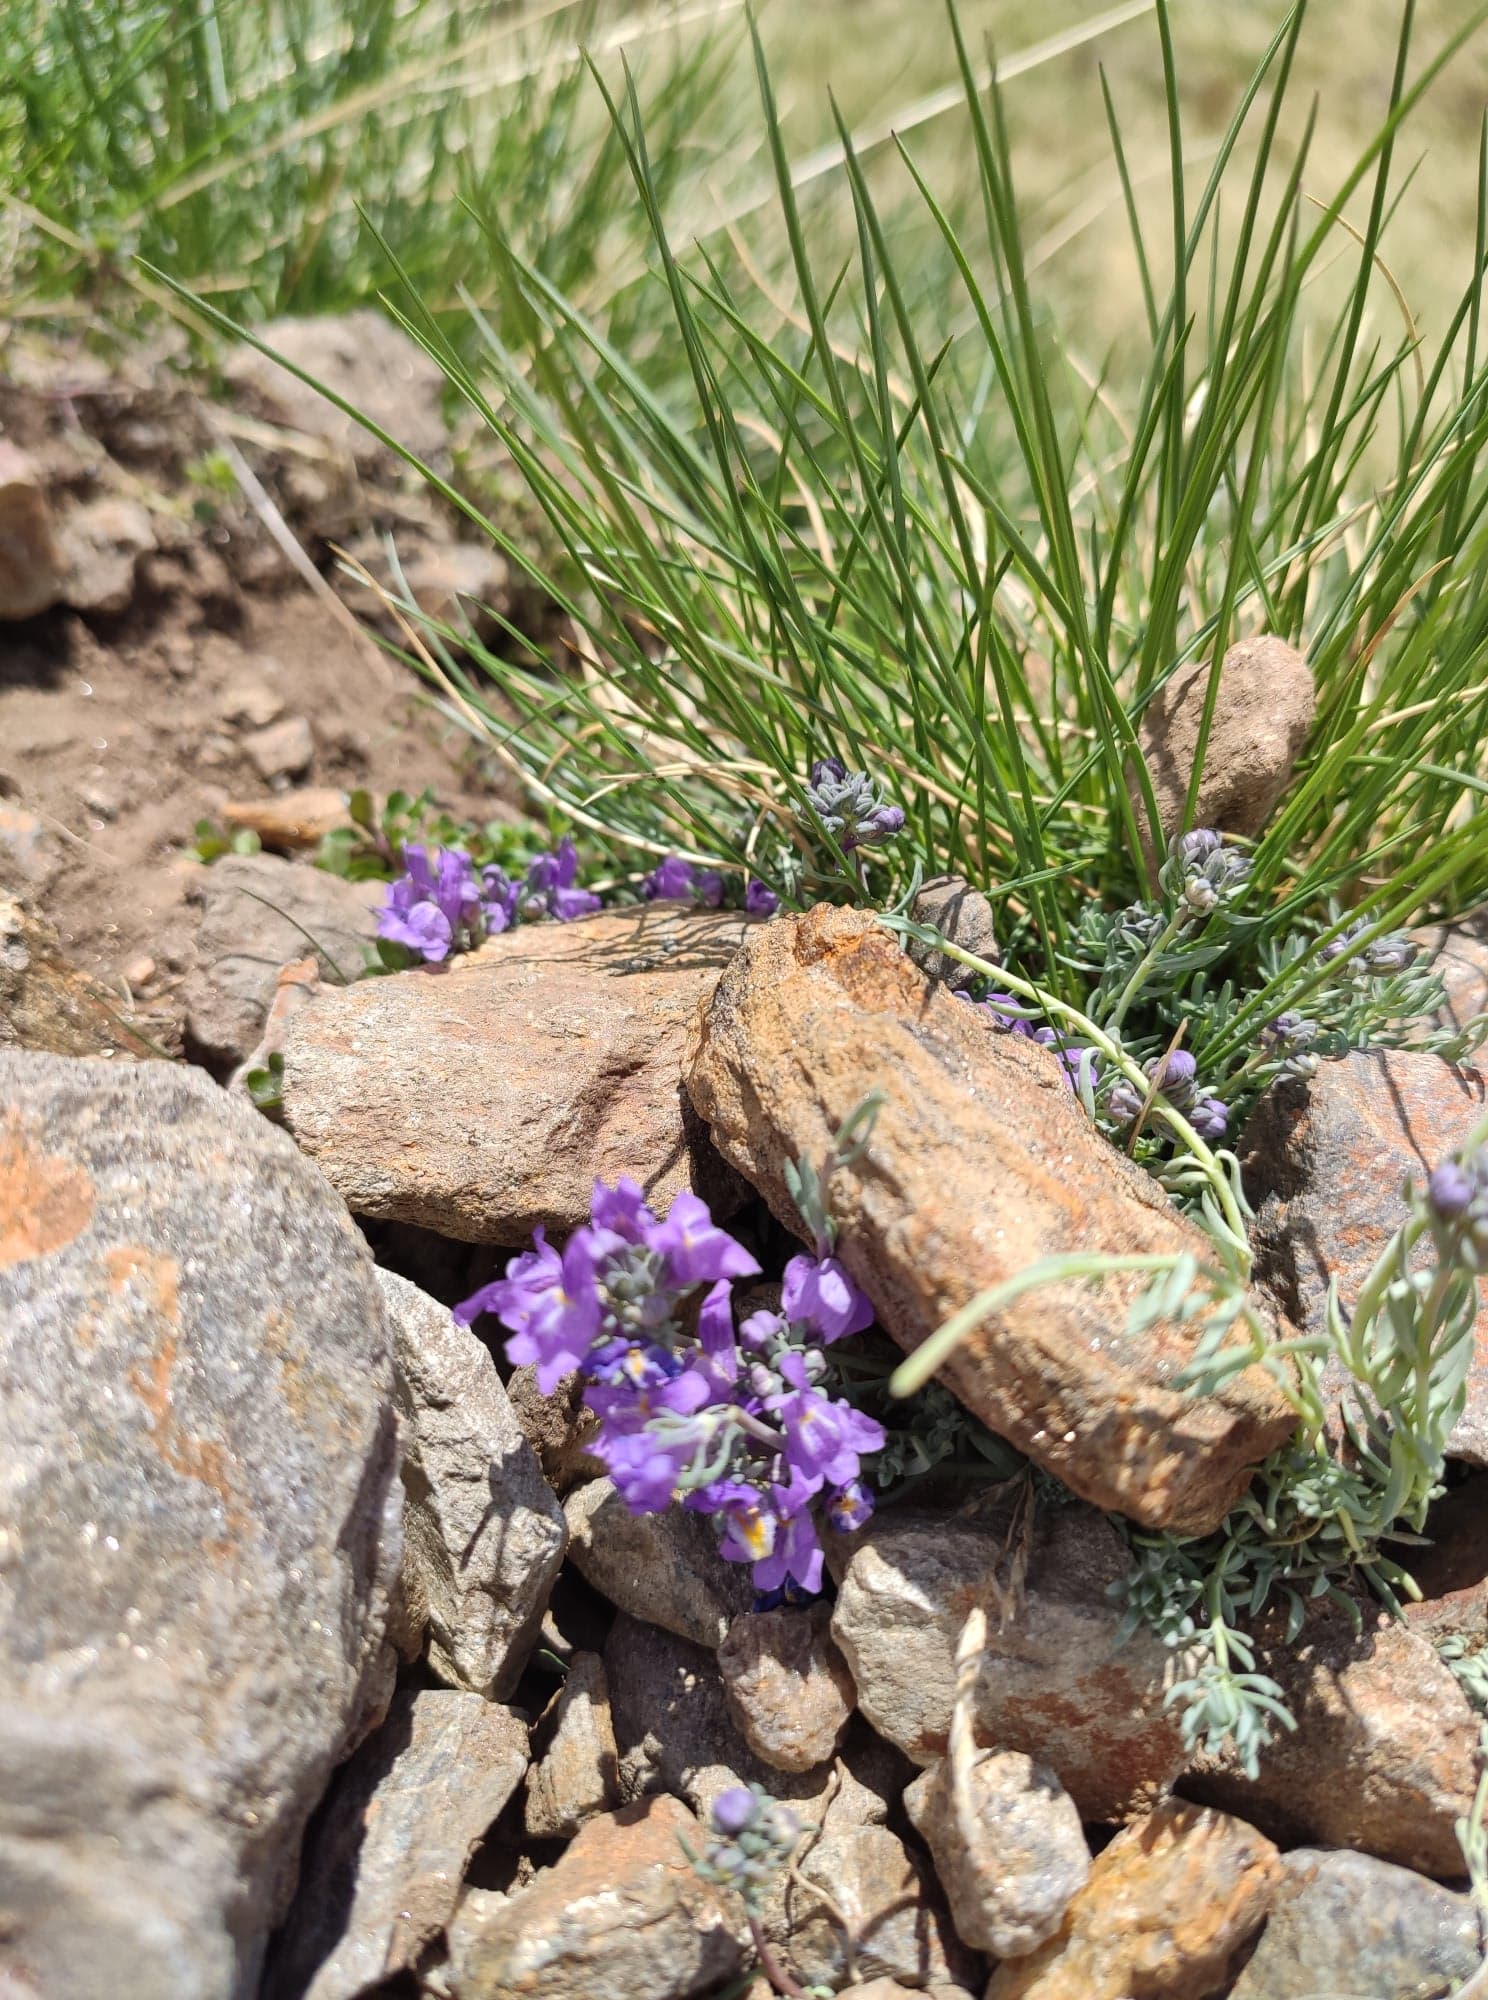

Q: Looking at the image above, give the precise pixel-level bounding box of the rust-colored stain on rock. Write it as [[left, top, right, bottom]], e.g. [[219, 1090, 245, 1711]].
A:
[[113, 1245, 248, 1542], [0, 1107, 95, 1269]]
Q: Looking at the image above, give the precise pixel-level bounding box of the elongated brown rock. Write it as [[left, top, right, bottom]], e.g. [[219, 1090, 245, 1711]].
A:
[[685, 906, 1294, 1533]]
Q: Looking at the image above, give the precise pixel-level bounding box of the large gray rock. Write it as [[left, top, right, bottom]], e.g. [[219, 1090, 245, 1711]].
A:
[[760, 1822, 975, 1992], [829, 1505, 1186, 1823], [1227, 1846, 1481, 2000], [379, 1269, 565, 1699], [266, 1689, 528, 2000], [524, 1651, 621, 1841], [0, 1056, 402, 2000], [718, 1602, 856, 1773], [564, 1475, 753, 1650], [182, 853, 383, 1068]]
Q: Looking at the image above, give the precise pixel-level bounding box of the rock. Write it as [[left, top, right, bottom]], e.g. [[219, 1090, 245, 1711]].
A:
[[604, 1613, 907, 1829], [284, 904, 752, 1245], [0, 442, 63, 619], [244, 714, 316, 783], [1403, 1473, 1488, 1655], [718, 1603, 856, 1773], [0, 1055, 401, 1999], [762, 1822, 974, 1992], [525, 1651, 621, 1840], [1226, 1846, 1482, 2000], [1180, 1607, 1480, 1877], [0, 804, 63, 897], [398, 539, 509, 633], [828, 1504, 1187, 1822], [1132, 635, 1315, 863], [906, 875, 1000, 989], [181, 852, 383, 1067], [564, 1476, 754, 1650], [1413, 919, 1488, 1035], [685, 906, 1295, 1534], [904, 1752, 1089, 1958], [506, 1364, 603, 1493], [267, 1689, 528, 2000], [219, 678, 285, 728], [985, 1799, 1281, 2000], [1244, 1049, 1488, 1462], [442, 1796, 745, 2000], [379, 1268, 565, 1698], [58, 494, 157, 614], [222, 311, 448, 476], [222, 788, 352, 853], [0, 895, 162, 1059]]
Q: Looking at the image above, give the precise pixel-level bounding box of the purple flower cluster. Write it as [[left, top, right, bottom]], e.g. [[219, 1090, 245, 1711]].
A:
[[1427, 1149, 1488, 1271], [957, 990, 1100, 1094], [1107, 1049, 1228, 1139], [378, 836, 599, 964], [455, 1180, 884, 1595], [639, 855, 780, 916], [803, 755, 905, 852]]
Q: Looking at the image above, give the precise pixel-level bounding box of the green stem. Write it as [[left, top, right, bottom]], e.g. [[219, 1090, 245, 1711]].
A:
[[1104, 909, 1187, 1032]]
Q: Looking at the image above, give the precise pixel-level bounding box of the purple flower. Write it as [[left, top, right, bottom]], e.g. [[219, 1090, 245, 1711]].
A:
[[1189, 1094, 1229, 1141], [695, 1279, 741, 1397], [1106, 1078, 1145, 1124], [745, 879, 780, 917], [705, 1480, 779, 1568], [768, 1351, 885, 1488], [782, 1253, 874, 1342], [599, 1421, 703, 1513], [472, 1228, 605, 1394], [524, 835, 601, 922], [1149, 1049, 1198, 1095], [695, 868, 725, 908], [481, 864, 520, 935], [826, 1478, 875, 1533], [649, 1192, 760, 1287], [1430, 1161, 1479, 1220], [739, 1308, 786, 1350], [1175, 829, 1223, 865], [979, 992, 1037, 1036], [378, 841, 481, 962], [802, 757, 905, 852], [751, 1475, 825, 1595], [642, 854, 696, 901], [591, 1176, 658, 1244], [809, 755, 848, 788], [712, 1787, 759, 1836]]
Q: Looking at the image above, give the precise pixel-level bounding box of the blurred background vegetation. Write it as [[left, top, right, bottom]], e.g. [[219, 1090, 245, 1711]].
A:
[[4, 0, 1485, 349]]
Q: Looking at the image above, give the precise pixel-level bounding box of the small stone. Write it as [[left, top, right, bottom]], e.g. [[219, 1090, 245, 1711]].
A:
[[283, 904, 751, 1244], [379, 1268, 565, 1699], [266, 1688, 528, 2000], [1131, 634, 1315, 863], [0, 896, 161, 1060], [243, 713, 315, 782], [604, 1613, 906, 1830], [903, 1751, 1089, 1958], [718, 1603, 856, 1773], [398, 539, 509, 633], [218, 678, 285, 728], [761, 1822, 974, 1992], [829, 1504, 1186, 1822], [524, 1651, 621, 1840], [1226, 1846, 1482, 2000], [906, 874, 1000, 988], [564, 1476, 754, 1650], [222, 787, 352, 852], [121, 955, 156, 990], [1181, 1606, 1480, 1877], [0, 1056, 402, 1998], [0, 442, 64, 619], [181, 852, 383, 1066], [443, 1795, 745, 2000], [1244, 1049, 1488, 1463], [685, 907, 1295, 1534], [58, 494, 157, 614], [985, 1799, 1282, 2000]]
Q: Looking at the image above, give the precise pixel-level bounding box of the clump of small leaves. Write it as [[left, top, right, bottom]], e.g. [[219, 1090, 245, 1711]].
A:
[[191, 819, 260, 864]]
